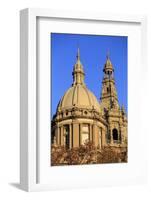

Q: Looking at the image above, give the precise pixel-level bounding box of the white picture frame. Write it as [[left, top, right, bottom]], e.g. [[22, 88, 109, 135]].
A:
[[20, 8, 147, 191]]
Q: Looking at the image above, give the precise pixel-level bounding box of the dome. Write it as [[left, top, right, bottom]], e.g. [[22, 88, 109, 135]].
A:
[[57, 84, 100, 112], [56, 48, 100, 114]]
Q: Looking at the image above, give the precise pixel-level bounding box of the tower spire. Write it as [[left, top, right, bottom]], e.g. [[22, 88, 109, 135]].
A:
[[103, 52, 114, 76], [100, 52, 119, 111], [107, 49, 110, 59], [72, 48, 85, 86], [77, 47, 80, 60]]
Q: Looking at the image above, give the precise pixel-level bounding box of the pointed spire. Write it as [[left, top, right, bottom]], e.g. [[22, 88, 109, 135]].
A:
[[103, 51, 114, 74], [106, 50, 110, 60], [76, 47, 80, 60], [72, 48, 85, 86], [106, 50, 112, 65]]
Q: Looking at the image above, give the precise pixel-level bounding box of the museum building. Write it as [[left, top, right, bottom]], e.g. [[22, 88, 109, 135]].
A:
[[51, 48, 127, 149]]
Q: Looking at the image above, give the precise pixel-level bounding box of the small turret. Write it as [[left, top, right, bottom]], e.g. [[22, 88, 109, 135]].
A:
[[100, 52, 119, 112], [72, 48, 85, 86], [103, 52, 114, 79]]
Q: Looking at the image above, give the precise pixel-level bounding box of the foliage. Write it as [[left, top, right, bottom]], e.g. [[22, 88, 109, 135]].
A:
[[51, 142, 127, 166]]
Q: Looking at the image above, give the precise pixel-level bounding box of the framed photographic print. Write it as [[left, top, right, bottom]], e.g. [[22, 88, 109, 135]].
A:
[[20, 8, 147, 191]]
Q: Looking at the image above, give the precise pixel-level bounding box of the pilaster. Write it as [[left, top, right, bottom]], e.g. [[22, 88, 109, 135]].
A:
[[72, 121, 79, 148]]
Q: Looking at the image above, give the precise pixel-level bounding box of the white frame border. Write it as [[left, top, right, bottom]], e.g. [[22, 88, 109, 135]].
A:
[[20, 8, 147, 192]]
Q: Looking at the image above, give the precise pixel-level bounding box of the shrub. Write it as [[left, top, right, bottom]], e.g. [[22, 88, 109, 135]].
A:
[[51, 142, 127, 166]]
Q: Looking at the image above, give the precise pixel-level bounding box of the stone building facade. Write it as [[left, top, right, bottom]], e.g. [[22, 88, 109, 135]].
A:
[[51, 49, 127, 149]]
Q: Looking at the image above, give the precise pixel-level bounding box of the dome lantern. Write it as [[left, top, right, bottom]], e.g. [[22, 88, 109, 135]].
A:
[[72, 48, 85, 86]]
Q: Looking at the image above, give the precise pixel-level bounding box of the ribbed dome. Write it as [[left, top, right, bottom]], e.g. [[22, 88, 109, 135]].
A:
[[57, 84, 100, 112], [56, 48, 100, 114]]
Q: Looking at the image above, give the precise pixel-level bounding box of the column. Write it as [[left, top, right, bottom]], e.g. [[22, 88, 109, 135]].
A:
[[96, 126, 99, 147], [60, 126, 64, 146], [69, 124, 72, 149], [72, 121, 79, 148], [102, 128, 106, 147], [93, 123, 98, 147], [55, 126, 59, 146], [110, 126, 113, 145], [92, 124, 95, 145], [98, 127, 102, 149], [119, 126, 123, 144], [79, 123, 81, 146], [89, 124, 93, 143]]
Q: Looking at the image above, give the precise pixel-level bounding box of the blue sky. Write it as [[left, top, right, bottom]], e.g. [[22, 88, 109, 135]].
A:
[[51, 33, 127, 117]]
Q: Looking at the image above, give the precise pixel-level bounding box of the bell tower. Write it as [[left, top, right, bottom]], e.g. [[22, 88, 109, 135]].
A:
[[100, 53, 127, 146], [100, 53, 119, 113]]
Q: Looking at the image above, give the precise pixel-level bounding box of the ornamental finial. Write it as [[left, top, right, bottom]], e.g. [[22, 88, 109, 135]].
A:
[[107, 49, 110, 59], [76, 47, 80, 60]]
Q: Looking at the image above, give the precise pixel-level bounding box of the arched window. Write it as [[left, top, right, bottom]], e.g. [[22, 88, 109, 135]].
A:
[[81, 124, 89, 145], [51, 130, 55, 144], [64, 125, 70, 149], [112, 128, 118, 141]]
